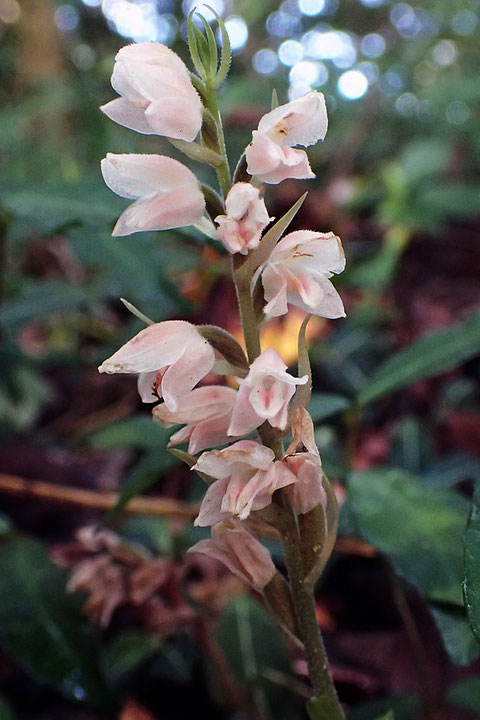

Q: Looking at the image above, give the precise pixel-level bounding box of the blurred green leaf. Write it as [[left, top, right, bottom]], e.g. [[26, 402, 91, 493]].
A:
[[348, 694, 420, 720], [419, 183, 480, 220], [308, 393, 351, 423], [103, 632, 162, 687], [306, 697, 345, 720], [0, 696, 16, 720], [429, 603, 479, 666], [349, 469, 469, 605], [0, 537, 114, 709], [3, 186, 122, 233], [358, 310, 480, 406], [88, 415, 170, 451], [214, 596, 302, 720], [447, 677, 480, 713], [463, 484, 480, 644], [399, 138, 451, 184]]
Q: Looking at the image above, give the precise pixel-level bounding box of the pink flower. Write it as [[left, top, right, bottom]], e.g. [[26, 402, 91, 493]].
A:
[[227, 349, 308, 437], [215, 183, 272, 255], [188, 518, 276, 590], [101, 154, 205, 236], [283, 408, 327, 515], [98, 320, 215, 411], [262, 230, 345, 318], [245, 91, 328, 184], [193, 440, 295, 526], [153, 385, 238, 455], [101, 43, 203, 142]]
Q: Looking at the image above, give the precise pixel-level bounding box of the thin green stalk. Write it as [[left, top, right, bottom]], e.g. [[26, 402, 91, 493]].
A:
[[204, 81, 231, 199], [231, 257, 261, 364], [281, 504, 345, 718]]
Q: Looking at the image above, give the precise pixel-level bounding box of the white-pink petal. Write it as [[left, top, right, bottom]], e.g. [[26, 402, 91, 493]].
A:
[[103, 42, 203, 142]]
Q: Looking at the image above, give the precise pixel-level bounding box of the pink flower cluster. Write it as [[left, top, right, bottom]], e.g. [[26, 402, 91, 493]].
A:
[[99, 41, 346, 591]]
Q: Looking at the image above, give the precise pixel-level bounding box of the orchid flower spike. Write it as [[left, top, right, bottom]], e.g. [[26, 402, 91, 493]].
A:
[[283, 408, 327, 515], [188, 518, 276, 591], [98, 320, 215, 411], [101, 43, 203, 142], [215, 183, 272, 255], [262, 230, 346, 318], [153, 385, 239, 455], [101, 154, 206, 236], [227, 348, 308, 437], [193, 440, 295, 526], [245, 91, 328, 184]]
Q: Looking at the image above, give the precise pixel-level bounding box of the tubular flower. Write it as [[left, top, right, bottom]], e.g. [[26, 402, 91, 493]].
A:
[[215, 183, 272, 255], [98, 320, 215, 411], [188, 518, 276, 590], [193, 440, 295, 526], [153, 385, 238, 455], [245, 91, 328, 184], [227, 348, 308, 437], [283, 408, 327, 515], [262, 230, 346, 318], [101, 154, 206, 236], [100, 42, 203, 142]]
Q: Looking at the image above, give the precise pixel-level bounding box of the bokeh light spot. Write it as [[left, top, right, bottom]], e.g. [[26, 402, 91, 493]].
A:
[[446, 101, 470, 125], [360, 33, 385, 59], [252, 48, 279, 75], [225, 16, 248, 51], [338, 70, 368, 99], [278, 39, 304, 66]]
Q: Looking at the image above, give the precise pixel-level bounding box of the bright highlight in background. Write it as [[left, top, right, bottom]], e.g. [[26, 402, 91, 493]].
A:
[[225, 16, 248, 51], [298, 0, 326, 16], [338, 69, 368, 99]]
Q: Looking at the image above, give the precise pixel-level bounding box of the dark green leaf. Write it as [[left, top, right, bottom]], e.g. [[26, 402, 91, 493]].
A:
[[214, 596, 303, 720], [308, 393, 351, 423], [358, 310, 480, 406], [348, 694, 420, 720], [447, 677, 480, 713], [103, 632, 162, 687], [0, 538, 114, 709], [429, 603, 479, 666], [306, 697, 346, 720], [463, 484, 480, 644], [349, 469, 469, 605], [0, 695, 16, 720], [88, 415, 170, 451]]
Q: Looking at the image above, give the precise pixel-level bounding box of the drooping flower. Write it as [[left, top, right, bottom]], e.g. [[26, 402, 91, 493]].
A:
[[153, 385, 238, 454], [227, 348, 308, 437], [188, 518, 276, 590], [283, 408, 327, 515], [262, 230, 345, 318], [101, 42, 203, 142], [101, 153, 206, 236], [245, 91, 328, 184], [215, 183, 272, 255], [98, 320, 215, 411], [193, 440, 295, 526]]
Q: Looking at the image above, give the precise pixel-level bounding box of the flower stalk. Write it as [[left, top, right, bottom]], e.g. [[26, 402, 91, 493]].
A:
[[98, 14, 347, 719]]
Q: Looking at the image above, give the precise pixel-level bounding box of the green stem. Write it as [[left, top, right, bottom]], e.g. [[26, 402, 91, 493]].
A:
[[232, 256, 261, 364], [204, 81, 231, 199], [281, 505, 345, 718]]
